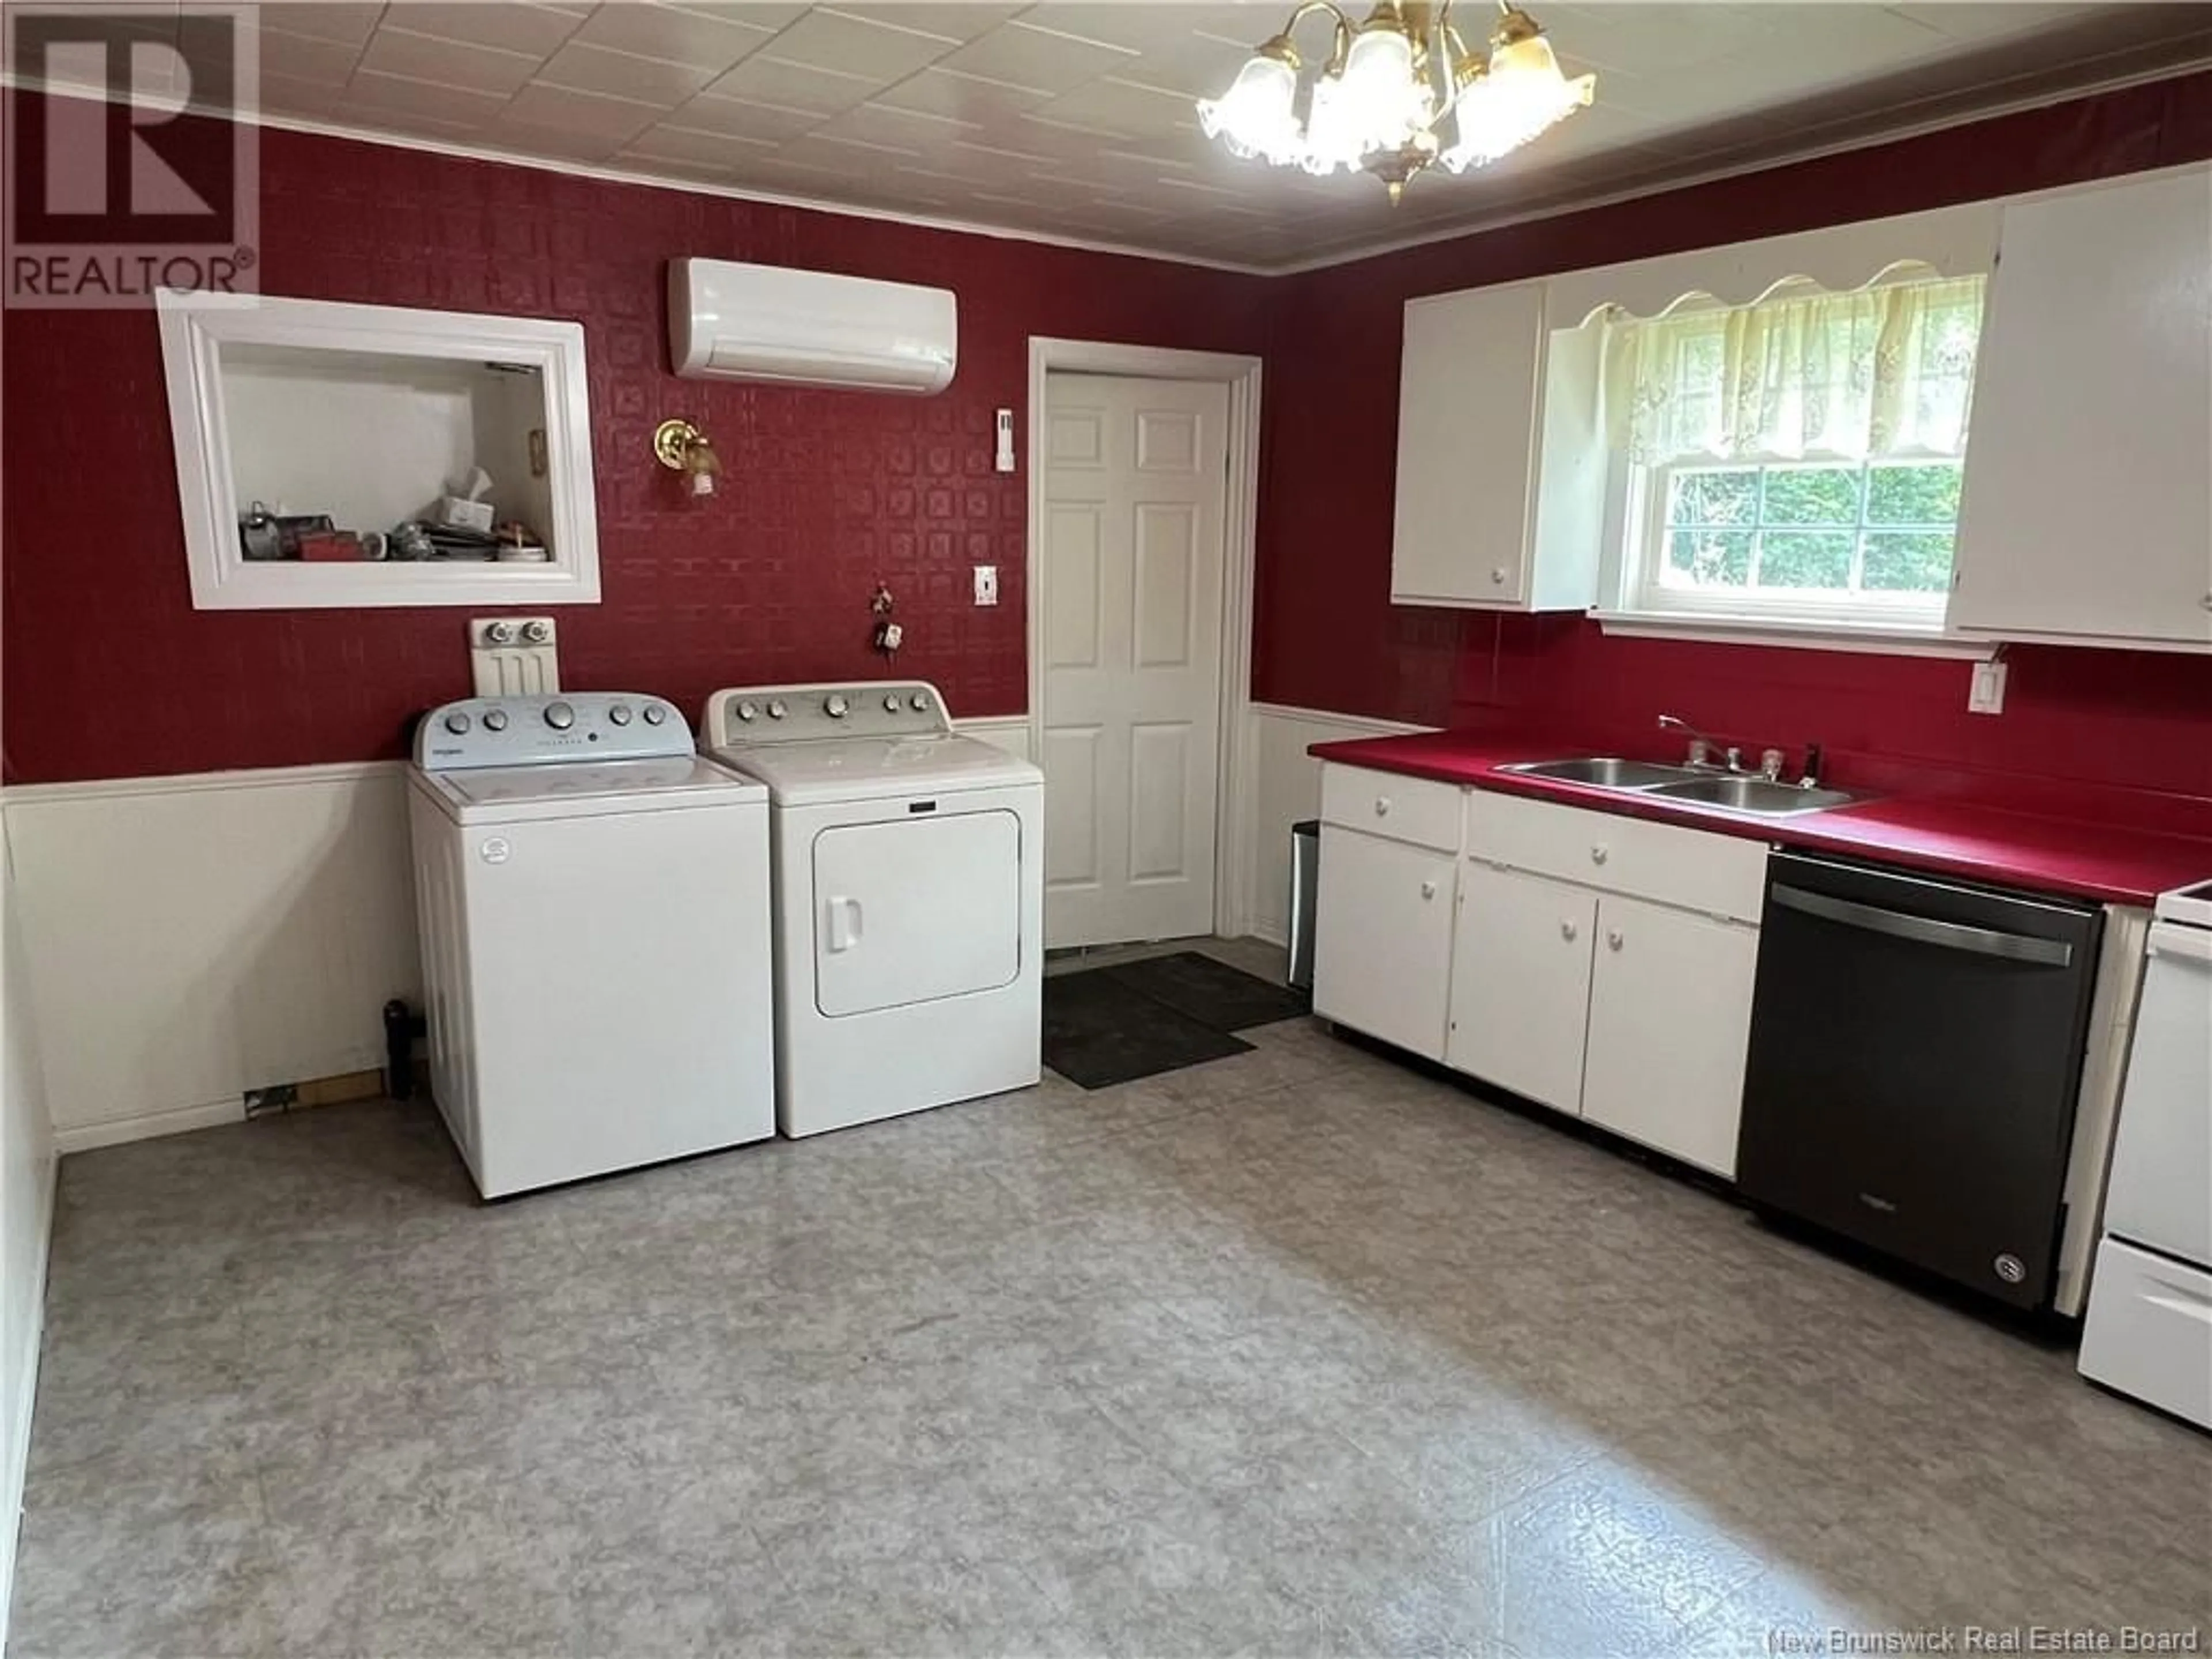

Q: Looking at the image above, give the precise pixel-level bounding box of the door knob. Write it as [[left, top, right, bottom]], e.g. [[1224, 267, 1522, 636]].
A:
[[1590, 844, 1609, 866], [1490, 567, 1507, 585], [1374, 797, 1392, 816], [1419, 880, 1437, 900], [1560, 919, 1578, 941], [1607, 929, 1624, 951]]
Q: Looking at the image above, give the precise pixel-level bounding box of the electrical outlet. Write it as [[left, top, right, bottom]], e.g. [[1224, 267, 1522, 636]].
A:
[[1968, 658, 2008, 715], [973, 565, 998, 607]]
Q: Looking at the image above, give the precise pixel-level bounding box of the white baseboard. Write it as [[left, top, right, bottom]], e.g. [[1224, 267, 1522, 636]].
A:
[[51, 1097, 245, 1156], [0, 1155, 56, 1648]]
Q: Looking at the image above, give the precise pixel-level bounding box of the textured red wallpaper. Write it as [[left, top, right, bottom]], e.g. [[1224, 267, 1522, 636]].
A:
[[1253, 71, 2212, 800], [0, 101, 1267, 784]]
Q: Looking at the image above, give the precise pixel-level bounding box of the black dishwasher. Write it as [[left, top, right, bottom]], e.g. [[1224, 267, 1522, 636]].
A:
[[1737, 851, 2103, 1312]]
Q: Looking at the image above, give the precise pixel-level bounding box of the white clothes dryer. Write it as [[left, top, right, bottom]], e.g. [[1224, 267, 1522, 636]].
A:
[[700, 682, 1043, 1138]]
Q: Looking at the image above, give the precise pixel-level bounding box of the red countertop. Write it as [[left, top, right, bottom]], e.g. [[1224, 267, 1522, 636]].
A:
[[1308, 730, 2212, 908]]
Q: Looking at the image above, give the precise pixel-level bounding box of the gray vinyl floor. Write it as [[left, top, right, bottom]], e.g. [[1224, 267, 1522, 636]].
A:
[[13, 939, 2211, 1658]]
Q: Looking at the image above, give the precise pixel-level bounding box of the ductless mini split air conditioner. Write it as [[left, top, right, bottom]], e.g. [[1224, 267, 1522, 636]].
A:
[[668, 257, 958, 396]]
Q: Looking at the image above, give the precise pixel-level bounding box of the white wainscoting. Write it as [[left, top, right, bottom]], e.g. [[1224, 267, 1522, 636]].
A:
[[2, 764, 422, 1153], [1, 812, 58, 1645], [1239, 703, 1431, 947]]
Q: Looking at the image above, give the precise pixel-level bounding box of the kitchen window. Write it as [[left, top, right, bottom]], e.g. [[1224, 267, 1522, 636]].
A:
[[1601, 271, 1984, 637]]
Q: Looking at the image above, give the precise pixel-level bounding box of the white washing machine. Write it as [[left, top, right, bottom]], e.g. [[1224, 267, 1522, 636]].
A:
[[408, 692, 775, 1197], [700, 681, 1043, 1139]]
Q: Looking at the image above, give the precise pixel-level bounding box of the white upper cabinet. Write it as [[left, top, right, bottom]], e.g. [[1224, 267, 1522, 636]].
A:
[[1950, 165, 2212, 650], [158, 291, 601, 610], [1391, 283, 1604, 611]]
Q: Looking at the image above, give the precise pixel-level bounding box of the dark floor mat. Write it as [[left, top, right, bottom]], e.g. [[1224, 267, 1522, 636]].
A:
[[1102, 951, 1310, 1033], [1043, 970, 1253, 1090]]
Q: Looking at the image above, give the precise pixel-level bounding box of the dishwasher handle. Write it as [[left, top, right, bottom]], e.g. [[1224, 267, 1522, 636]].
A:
[[1770, 884, 2075, 968]]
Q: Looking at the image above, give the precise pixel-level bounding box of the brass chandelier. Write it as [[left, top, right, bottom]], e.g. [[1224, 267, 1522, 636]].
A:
[[1196, 0, 1596, 202]]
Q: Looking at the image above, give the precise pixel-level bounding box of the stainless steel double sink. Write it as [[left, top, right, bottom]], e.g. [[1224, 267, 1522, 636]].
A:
[[1497, 756, 1865, 817]]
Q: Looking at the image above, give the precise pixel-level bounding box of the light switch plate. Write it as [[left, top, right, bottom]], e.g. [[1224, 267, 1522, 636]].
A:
[[973, 565, 998, 607], [471, 616, 559, 696], [1968, 658, 2007, 715]]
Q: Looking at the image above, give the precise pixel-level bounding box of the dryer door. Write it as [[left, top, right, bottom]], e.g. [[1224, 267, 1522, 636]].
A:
[[813, 809, 1023, 1016]]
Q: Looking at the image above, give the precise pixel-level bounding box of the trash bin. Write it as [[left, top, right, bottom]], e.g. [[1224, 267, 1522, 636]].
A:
[[1287, 819, 1320, 993]]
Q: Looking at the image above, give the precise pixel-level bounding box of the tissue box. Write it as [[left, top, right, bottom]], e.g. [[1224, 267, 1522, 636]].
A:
[[438, 496, 495, 532]]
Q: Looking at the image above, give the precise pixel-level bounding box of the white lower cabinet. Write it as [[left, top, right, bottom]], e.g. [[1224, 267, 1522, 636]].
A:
[[1581, 894, 1759, 1178], [1313, 825, 1457, 1062], [1446, 863, 1597, 1115]]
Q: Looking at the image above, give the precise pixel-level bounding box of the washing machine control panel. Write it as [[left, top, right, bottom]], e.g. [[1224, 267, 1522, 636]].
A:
[[415, 694, 694, 770], [705, 682, 955, 748]]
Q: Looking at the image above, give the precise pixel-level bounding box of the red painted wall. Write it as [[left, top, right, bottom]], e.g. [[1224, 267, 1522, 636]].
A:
[[1253, 71, 2212, 804], [0, 101, 1267, 784]]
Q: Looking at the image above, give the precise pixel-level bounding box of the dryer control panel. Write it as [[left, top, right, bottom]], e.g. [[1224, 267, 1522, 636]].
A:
[[415, 694, 693, 770], [703, 681, 955, 749]]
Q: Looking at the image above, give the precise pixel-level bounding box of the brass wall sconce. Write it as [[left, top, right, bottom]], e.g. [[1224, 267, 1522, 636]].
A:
[[654, 418, 722, 498]]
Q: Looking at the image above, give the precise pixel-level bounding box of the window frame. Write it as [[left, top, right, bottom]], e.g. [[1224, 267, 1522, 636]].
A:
[[1614, 453, 1961, 632]]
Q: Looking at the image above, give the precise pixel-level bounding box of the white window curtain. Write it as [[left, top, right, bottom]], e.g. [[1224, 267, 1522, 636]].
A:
[[1603, 272, 1986, 467]]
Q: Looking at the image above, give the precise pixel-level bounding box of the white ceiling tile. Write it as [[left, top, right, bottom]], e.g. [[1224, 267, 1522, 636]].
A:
[[258, 25, 366, 85], [257, 3, 386, 47], [375, 3, 586, 56], [1112, 35, 1260, 98], [870, 64, 1049, 120], [567, 1, 779, 64], [929, 19, 1137, 92], [667, 92, 827, 139], [619, 122, 783, 166], [706, 51, 887, 110], [1031, 74, 1195, 134], [343, 66, 510, 123], [807, 100, 982, 149], [499, 80, 667, 138], [356, 24, 542, 94], [1013, 3, 1207, 54], [259, 70, 355, 114], [228, 0, 2212, 268], [766, 8, 962, 77], [483, 118, 628, 160], [825, 4, 1025, 43], [538, 39, 723, 101]]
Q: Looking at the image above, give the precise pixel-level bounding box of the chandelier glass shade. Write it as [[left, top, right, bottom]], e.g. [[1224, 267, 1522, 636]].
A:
[[1196, 0, 1596, 199]]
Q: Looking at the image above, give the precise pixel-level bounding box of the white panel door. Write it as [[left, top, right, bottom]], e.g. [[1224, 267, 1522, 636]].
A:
[[1581, 895, 1759, 1178], [1445, 862, 1598, 1116], [1312, 827, 1456, 1062], [1041, 372, 1229, 948], [1950, 165, 2212, 645]]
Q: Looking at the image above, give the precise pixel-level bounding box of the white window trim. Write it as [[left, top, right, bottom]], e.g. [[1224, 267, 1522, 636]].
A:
[[1595, 458, 1993, 660]]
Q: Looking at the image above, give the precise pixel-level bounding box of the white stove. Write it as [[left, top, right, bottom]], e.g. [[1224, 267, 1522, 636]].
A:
[[408, 692, 775, 1197], [2079, 879, 2212, 1427], [700, 681, 1043, 1138]]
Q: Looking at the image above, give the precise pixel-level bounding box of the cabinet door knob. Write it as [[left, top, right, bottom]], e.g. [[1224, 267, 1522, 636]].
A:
[[1607, 929, 1624, 951], [1490, 567, 1507, 585], [1419, 880, 1437, 900], [1590, 844, 1609, 866], [2200, 592, 2212, 612], [1374, 797, 1392, 816], [1560, 919, 1578, 941]]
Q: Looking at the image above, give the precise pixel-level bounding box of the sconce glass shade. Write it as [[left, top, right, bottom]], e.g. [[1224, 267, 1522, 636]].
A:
[[1338, 24, 1426, 149], [1196, 48, 1301, 163], [1438, 25, 1594, 172]]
